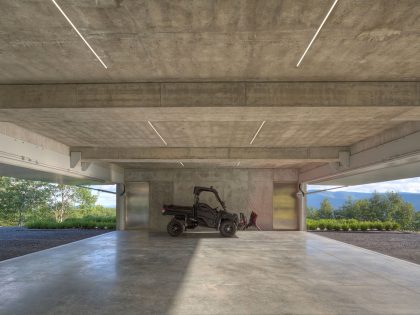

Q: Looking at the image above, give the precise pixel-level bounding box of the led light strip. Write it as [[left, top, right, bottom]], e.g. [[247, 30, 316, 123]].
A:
[[250, 121, 266, 145], [148, 121, 167, 146], [296, 0, 339, 67], [51, 0, 108, 69]]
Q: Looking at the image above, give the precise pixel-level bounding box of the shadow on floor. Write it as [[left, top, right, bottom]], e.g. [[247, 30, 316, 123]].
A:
[[0, 230, 206, 314]]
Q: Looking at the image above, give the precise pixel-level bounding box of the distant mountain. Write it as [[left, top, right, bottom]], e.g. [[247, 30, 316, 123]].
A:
[[307, 191, 420, 211]]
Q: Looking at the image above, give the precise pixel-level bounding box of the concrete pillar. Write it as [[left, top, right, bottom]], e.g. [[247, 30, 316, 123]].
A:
[[297, 183, 307, 231], [116, 183, 126, 231]]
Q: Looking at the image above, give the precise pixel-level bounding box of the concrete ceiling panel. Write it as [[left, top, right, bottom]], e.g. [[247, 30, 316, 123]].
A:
[[0, 0, 418, 83], [0, 106, 412, 148], [254, 121, 402, 147], [19, 121, 163, 147]]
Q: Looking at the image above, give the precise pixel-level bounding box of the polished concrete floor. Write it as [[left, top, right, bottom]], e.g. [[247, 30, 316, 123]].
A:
[[0, 231, 419, 315]]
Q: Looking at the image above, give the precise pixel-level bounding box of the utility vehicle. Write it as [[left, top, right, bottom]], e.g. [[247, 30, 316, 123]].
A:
[[161, 186, 238, 237]]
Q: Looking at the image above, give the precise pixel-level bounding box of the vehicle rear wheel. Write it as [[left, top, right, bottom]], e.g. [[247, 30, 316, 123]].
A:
[[167, 219, 184, 237], [219, 220, 237, 237]]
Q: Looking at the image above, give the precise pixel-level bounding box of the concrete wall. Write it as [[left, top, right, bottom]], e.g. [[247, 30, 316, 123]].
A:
[[125, 168, 299, 232]]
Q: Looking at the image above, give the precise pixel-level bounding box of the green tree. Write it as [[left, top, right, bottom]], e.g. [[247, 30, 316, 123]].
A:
[[0, 177, 51, 226], [50, 185, 98, 222], [322, 191, 417, 230], [367, 192, 389, 221], [336, 196, 354, 219], [352, 199, 370, 221], [0, 177, 106, 226], [319, 198, 334, 219], [307, 206, 319, 219], [74, 187, 98, 216], [413, 211, 420, 231], [384, 192, 414, 229]]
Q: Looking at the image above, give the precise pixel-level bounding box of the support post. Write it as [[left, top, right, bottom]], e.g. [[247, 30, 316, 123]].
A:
[[297, 183, 307, 231], [116, 183, 126, 231]]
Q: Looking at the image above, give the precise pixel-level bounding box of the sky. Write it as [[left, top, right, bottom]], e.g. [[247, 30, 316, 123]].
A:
[[91, 185, 116, 208]]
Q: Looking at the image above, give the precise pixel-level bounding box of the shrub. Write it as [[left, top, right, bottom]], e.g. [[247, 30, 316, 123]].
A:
[[360, 222, 368, 231], [26, 219, 57, 229], [384, 222, 393, 231], [346, 219, 359, 225], [307, 221, 317, 231], [392, 222, 400, 230], [325, 221, 334, 231], [26, 216, 116, 230], [306, 219, 402, 232], [374, 222, 384, 231], [341, 223, 350, 231], [332, 222, 342, 231], [349, 223, 359, 231]]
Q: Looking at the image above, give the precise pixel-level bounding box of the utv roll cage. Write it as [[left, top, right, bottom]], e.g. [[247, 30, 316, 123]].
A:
[[193, 186, 226, 215]]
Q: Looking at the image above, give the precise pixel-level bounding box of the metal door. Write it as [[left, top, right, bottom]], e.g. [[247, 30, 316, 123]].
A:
[[126, 182, 149, 229], [273, 183, 298, 230]]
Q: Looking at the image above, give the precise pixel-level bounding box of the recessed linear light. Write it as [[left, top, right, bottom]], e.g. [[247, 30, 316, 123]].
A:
[[249, 121, 266, 145], [296, 0, 339, 67], [147, 121, 167, 146], [179, 161, 185, 167], [51, 0, 108, 69]]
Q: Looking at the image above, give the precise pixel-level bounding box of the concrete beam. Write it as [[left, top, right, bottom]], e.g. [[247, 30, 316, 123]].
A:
[[70, 152, 81, 169], [299, 128, 420, 184], [351, 121, 420, 155], [75, 146, 346, 162], [0, 82, 418, 108], [0, 123, 124, 184]]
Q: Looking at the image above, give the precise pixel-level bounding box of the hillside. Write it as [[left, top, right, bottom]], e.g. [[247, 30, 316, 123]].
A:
[[307, 191, 420, 211]]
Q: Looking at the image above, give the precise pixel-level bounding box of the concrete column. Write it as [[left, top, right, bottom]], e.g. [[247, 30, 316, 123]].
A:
[[116, 183, 126, 231], [297, 183, 307, 231]]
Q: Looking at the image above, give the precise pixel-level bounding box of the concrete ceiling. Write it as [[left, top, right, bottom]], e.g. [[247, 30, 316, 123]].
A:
[[0, 0, 419, 83], [0, 1, 419, 173]]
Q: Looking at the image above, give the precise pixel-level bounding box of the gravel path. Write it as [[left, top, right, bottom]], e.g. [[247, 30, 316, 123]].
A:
[[311, 231, 420, 265], [0, 227, 111, 261]]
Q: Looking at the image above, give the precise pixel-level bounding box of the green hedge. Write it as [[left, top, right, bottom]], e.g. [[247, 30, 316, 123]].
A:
[[26, 216, 116, 230], [307, 219, 399, 231]]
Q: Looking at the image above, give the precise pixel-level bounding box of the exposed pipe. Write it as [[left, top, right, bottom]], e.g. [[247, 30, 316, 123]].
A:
[[305, 185, 348, 195], [76, 185, 117, 195]]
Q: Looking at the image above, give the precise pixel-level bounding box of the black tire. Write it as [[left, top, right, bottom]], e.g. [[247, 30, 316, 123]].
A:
[[167, 219, 184, 237], [219, 220, 237, 237]]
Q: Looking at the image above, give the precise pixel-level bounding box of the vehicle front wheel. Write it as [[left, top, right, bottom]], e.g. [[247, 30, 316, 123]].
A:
[[167, 219, 184, 237], [219, 220, 237, 237]]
